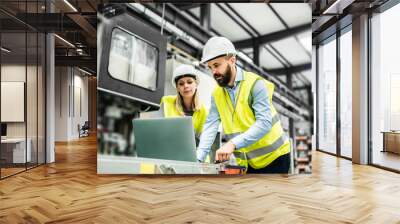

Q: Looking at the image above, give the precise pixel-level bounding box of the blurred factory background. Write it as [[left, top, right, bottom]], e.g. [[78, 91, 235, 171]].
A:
[[96, 3, 313, 174]]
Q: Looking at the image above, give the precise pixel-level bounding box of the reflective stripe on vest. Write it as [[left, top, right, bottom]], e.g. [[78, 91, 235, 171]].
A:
[[233, 135, 287, 160], [246, 135, 287, 159], [212, 71, 290, 169]]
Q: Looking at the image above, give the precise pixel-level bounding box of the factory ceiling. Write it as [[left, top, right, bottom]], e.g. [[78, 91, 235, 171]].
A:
[[171, 2, 313, 89]]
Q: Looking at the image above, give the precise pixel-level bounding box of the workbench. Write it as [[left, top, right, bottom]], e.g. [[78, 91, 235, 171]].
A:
[[97, 155, 222, 174]]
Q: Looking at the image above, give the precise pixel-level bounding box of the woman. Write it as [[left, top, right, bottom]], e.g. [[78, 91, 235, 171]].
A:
[[160, 64, 208, 141]]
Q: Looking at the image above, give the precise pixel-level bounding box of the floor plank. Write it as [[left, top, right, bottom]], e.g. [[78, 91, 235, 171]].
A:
[[0, 135, 399, 223]]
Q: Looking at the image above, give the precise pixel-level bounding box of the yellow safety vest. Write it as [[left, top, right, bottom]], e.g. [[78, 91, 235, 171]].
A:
[[160, 95, 208, 137], [212, 71, 290, 170]]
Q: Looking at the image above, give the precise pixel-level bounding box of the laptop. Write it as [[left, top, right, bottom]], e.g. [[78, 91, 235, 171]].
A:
[[132, 117, 198, 162]]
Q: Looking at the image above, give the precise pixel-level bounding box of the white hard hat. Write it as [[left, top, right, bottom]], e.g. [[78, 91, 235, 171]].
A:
[[200, 36, 237, 64], [172, 64, 199, 88]]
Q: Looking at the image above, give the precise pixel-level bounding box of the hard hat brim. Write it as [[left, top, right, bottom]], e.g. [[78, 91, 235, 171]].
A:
[[200, 53, 236, 64], [172, 74, 198, 88]]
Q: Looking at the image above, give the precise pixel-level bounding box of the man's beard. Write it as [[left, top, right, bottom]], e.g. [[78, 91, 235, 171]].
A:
[[214, 64, 232, 87]]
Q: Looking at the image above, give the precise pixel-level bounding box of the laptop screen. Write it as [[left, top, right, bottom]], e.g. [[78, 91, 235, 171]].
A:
[[132, 117, 197, 162]]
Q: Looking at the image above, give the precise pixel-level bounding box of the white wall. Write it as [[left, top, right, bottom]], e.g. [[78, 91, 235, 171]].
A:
[[1, 65, 28, 137], [72, 72, 89, 138], [1, 64, 25, 132], [55, 67, 89, 141], [55, 67, 68, 141], [1, 63, 45, 164]]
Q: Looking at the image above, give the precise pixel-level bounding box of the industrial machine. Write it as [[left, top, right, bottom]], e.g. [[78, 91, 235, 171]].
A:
[[97, 3, 166, 156], [97, 3, 311, 174], [97, 4, 232, 174]]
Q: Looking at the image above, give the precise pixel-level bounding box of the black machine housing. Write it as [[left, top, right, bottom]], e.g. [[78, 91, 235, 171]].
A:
[[98, 4, 167, 109]]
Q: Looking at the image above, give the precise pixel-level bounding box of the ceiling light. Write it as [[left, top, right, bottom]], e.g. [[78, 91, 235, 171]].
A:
[[1, 47, 11, 53], [54, 34, 75, 48], [322, 0, 354, 15], [63, 0, 78, 12], [78, 67, 93, 76]]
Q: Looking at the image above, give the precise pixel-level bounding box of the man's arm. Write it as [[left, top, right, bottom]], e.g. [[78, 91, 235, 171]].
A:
[[230, 80, 272, 149], [197, 96, 221, 162]]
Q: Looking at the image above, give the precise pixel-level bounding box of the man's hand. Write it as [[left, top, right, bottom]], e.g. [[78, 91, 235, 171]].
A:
[[215, 141, 236, 162]]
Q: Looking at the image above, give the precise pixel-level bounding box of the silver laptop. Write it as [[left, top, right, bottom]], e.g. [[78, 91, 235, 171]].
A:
[[132, 117, 198, 162]]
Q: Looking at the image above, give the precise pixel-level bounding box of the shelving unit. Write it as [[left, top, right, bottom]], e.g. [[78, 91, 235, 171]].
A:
[[295, 136, 312, 174]]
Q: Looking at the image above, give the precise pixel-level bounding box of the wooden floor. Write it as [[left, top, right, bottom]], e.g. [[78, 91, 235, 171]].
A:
[[1, 163, 45, 178], [0, 167, 26, 178], [0, 135, 400, 223]]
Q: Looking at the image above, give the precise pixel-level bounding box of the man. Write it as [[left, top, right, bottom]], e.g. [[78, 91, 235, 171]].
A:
[[197, 36, 291, 174]]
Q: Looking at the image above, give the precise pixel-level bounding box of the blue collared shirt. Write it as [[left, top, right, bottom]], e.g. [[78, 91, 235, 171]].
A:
[[197, 67, 272, 162]]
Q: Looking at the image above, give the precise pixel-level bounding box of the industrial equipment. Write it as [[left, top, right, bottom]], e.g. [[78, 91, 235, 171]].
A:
[[97, 5, 224, 174], [97, 3, 312, 175], [97, 4, 166, 158]]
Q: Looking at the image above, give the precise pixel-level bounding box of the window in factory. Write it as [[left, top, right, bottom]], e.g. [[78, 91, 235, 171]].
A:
[[317, 35, 337, 155], [108, 28, 158, 91], [339, 27, 352, 159], [370, 2, 400, 171]]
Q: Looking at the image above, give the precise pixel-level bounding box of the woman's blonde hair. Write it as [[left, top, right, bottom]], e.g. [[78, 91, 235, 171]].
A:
[[174, 77, 201, 115]]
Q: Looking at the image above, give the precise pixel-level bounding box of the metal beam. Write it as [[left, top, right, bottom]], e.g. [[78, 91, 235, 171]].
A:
[[222, 3, 261, 66], [215, 3, 254, 37], [55, 56, 96, 69], [224, 3, 260, 36], [233, 23, 311, 49], [55, 47, 96, 57], [67, 14, 96, 38], [169, 0, 307, 2], [287, 73, 293, 89], [268, 4, 311, 58], [253, 40, 260, 66], [184, 8, 222, 36], [174, 3, 201, 11], [13, 13, 85, 32], [200, 4, 211, 32], [127, 3, 312, 117], [293, 85, 311, 91], [139, 3, 211, 44], [0, 18, 27, 31], [264, 63, 311, 75]]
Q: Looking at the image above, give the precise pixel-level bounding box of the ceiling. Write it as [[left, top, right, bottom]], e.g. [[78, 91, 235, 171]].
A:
[[1, 1, 312, 85], [173, 3, 312, 88], [0, 0, 97, 73]]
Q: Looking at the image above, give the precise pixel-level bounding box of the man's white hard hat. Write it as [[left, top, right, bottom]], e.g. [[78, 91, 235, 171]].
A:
[[200, 36, 237, 64]]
